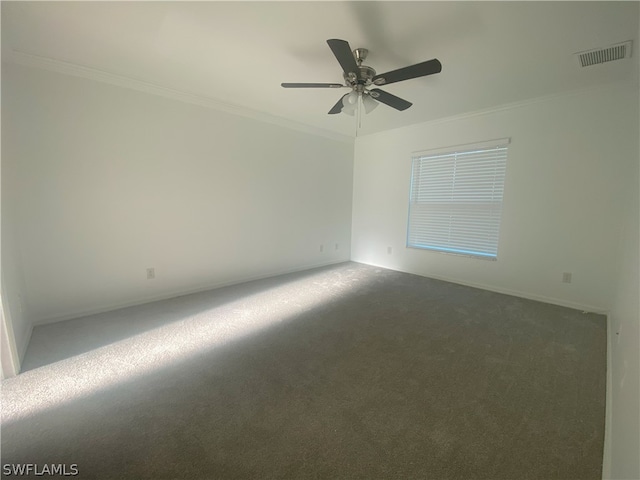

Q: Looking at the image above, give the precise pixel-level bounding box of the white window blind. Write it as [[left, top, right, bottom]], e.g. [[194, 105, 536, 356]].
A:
[[407, 140, 508, 259]]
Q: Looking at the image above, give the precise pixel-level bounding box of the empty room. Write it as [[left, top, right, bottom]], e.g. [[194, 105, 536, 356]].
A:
[[1, 2, 638, 479]]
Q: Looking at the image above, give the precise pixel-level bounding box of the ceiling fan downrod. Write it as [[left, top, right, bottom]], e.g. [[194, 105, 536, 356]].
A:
[[345, 48, 376, 89]]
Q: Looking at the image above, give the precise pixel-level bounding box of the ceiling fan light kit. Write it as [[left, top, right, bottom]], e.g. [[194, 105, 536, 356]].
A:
[[281, 39, 442, 116], [362, 93, 379, 114], [341, 91, 359, 116]]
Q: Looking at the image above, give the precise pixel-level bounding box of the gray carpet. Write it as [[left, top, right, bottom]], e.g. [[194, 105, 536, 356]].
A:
[[1, 262, 607, 479]]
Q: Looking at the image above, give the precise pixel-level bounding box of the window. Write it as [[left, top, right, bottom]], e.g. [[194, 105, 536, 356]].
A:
[[407, 139, 509, 260]]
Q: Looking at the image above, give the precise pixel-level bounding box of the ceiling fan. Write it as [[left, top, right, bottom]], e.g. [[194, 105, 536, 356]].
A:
[[282, 39, 442, 115]]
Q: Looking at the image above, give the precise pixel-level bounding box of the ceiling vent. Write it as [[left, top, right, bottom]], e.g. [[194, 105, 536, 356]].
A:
[[575, 41, 632, 67]]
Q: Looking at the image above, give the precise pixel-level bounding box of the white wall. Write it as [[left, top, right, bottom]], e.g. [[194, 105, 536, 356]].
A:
[[1, 62, 354, 347], [352, 84, 638, 313], [607, 111, 639, 479]]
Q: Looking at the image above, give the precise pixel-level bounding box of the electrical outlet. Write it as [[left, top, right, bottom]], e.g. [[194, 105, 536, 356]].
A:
[[147, 267, 155, 280], [562, 272, 572, 284], [319, 244, 324, 253], [335, 243, 339, 251], [387, 246, 393, 255]]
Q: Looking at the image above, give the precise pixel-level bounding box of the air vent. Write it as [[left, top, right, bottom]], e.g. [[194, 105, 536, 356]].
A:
[[575, 41, 632, 67]]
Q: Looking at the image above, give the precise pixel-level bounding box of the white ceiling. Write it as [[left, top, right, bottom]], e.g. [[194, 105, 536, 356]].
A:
[[2, 1, 638, 138]]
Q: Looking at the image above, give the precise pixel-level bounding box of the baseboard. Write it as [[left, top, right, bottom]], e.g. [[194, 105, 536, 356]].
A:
[[602, 313, 613, 480], [428, 274, 607, 314], [31, 259, 350, 326], [354, 261, 608, 314]]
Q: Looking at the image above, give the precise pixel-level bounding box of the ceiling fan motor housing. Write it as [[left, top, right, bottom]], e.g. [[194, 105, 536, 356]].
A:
[[344, 64, 376, 88]]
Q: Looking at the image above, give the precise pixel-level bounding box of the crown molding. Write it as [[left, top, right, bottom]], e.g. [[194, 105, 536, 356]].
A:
[[360, 78, 638, 139], [6, 48, 633, 144], [3, 49, 353, 144]]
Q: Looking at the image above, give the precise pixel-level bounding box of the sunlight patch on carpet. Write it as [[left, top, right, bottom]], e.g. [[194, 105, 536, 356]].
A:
[[1, 268, 369, 425]]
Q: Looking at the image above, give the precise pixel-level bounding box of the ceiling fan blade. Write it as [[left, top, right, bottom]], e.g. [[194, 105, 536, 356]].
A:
[[281, 83, 344, 88], [369, 89, 412, 111], [328, 94, 348, 114], [327, 39, 360, 80], [372, 59, 442, 86]]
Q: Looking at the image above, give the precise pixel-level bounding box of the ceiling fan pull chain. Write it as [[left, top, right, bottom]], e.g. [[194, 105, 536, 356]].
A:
[[358, 96, 362, 130], [355, 100, 359, 138]]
